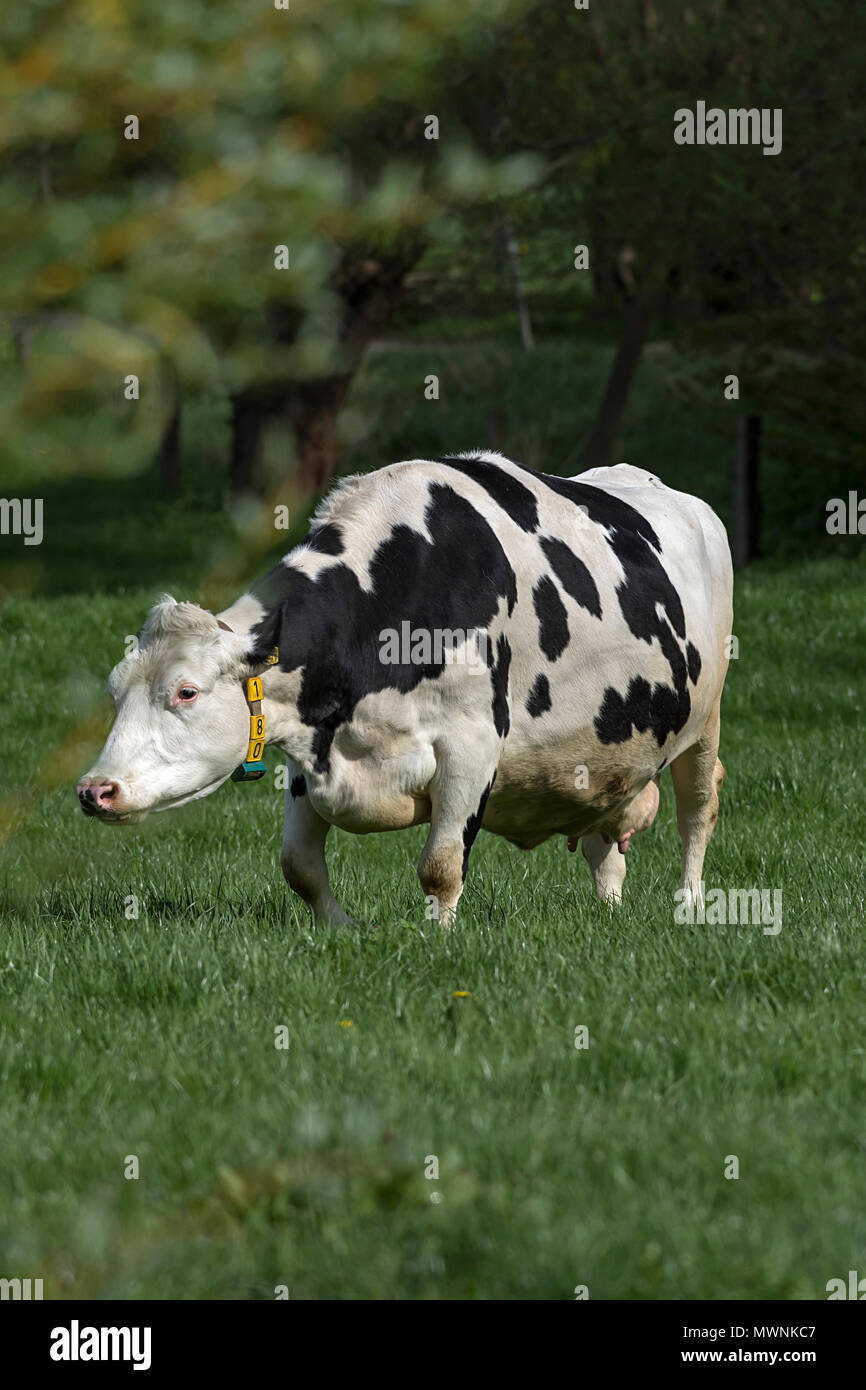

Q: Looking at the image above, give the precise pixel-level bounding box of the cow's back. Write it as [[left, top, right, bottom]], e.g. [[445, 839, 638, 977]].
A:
[[300, 453, 732, 846]]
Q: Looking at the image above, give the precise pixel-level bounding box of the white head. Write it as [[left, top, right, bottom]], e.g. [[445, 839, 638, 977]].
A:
[[76, 596, 264, 822]]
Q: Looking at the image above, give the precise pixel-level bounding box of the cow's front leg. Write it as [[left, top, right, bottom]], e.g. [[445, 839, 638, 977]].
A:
[[280, 760, 355, 927], [580, 832, 628, 904], [417, 742, 498, 927]]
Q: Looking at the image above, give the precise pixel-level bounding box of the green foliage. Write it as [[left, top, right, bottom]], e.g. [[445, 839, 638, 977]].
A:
[[0, 0, 538, 484], [2, 0, 863, 512]]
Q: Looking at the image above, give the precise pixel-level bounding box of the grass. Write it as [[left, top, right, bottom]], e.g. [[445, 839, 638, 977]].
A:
[[0, 333, 864, 1298], [0, 553, 864, 1299]]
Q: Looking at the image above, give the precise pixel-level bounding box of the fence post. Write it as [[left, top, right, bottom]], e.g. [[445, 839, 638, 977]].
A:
[[733, 414, 761, 567]]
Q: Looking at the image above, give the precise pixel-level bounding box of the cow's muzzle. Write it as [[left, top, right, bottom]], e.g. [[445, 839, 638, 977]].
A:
[[76, 777, 128, 820]]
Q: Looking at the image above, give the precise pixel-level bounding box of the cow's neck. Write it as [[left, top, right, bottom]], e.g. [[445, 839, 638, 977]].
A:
[[259, 667, 317, 767], [217, 582, 320, 772]]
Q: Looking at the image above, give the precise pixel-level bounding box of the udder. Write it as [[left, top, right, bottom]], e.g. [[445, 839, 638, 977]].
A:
[[595, 776, 660, 853]]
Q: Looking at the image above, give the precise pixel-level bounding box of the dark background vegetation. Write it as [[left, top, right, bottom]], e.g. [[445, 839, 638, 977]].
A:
[[1, 0, 864, 605]]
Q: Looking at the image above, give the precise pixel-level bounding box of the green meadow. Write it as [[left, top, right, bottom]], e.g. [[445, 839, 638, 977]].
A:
[[1, 340, 863, 1298]]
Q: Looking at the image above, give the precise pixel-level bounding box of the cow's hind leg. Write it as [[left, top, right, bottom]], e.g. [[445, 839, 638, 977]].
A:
[[417, 736, 499, 927], [581, 833, 628, 904], [578, 776, 661, 903], [280, 760, 355, 927], [670, 700, 725, 913]]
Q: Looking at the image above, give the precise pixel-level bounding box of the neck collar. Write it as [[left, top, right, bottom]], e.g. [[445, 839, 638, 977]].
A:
[[217, 619, 279, 783]]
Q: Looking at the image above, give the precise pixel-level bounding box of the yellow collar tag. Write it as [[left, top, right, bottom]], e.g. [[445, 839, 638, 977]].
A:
[[217, 614, 278, 782], [231, 669, 272, 782]]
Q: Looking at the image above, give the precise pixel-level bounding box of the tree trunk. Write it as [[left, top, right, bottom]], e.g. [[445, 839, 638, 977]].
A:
[[225, 239, 425, 501], [586, 197, 629, 321], [579, 267, 663, 471], [290, 376, 352, 494], [501, 215, 534, 351], [733, 414, 761, 568], [230, 391, 265, 497], [157, 354, 181, 493], [288, 240, 424, 495]]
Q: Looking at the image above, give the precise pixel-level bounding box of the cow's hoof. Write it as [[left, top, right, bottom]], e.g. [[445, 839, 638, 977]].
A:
[[343, 916, 380, 931]]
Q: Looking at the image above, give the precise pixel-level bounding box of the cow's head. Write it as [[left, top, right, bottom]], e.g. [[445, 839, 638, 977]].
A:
[[76, 596, 265, 822]]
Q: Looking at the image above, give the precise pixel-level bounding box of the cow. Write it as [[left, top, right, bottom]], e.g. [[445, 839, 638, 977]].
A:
[[77, 454, 733, 926]]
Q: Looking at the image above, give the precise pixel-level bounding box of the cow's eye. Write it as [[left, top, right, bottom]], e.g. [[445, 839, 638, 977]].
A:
[[175, 686, 199, 704]]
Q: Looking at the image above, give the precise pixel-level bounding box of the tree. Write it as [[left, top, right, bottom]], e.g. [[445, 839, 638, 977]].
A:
[[437, 0, 866, 468], [0, 0, 536, 496]]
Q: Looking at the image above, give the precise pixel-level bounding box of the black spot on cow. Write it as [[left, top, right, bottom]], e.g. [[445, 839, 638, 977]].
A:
[[533, 576, 569, 661], [290, 776, 306, 798], [512, 461, 662, 548], [540, 536, 602, 619], [461, 773, 496, 881], [526, 673, 552, 718], [595, 677, 651, 745], [437, 455, 539, 533], [595, 674, 690, 748], [511, 461, 697, 745], [686, 640, 702, 684], [306, 522, 344, 555], [608, 525, 685, 641], [247, 483, 518, 772], [488, 634, 512, 737]]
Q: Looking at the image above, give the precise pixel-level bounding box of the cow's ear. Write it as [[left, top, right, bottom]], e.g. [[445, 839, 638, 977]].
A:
[[242, 646, 281, 677], [213, 619, 265, 678], [241, 609, 283, 675]]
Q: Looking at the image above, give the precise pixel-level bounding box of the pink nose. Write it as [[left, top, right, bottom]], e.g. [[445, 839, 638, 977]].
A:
[[77, 779, 119, 811]]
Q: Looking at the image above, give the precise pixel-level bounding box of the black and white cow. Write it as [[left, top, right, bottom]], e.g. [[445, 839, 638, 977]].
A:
[[77, 454, 733, 924]]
